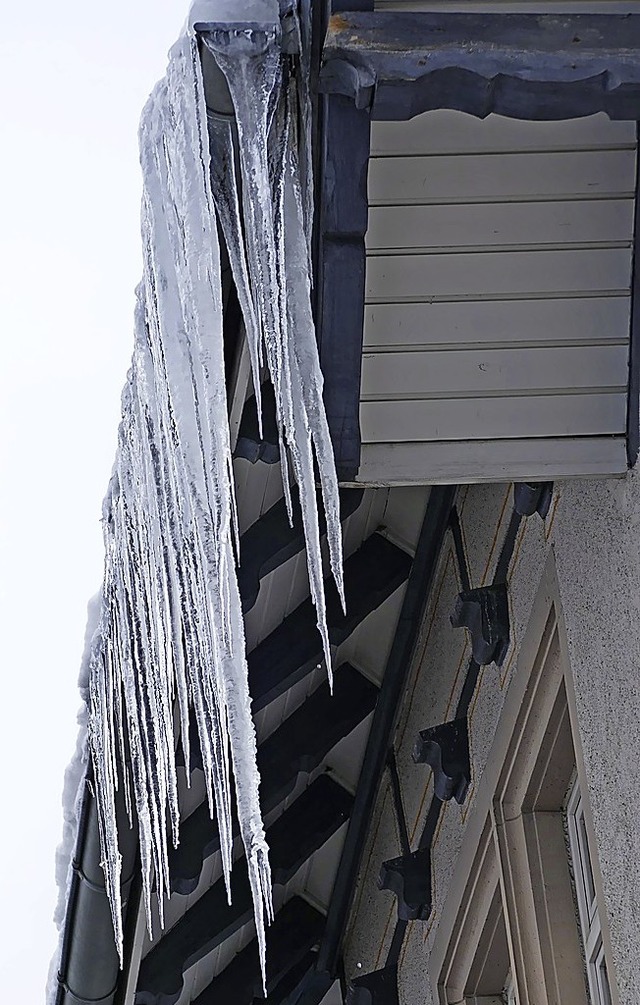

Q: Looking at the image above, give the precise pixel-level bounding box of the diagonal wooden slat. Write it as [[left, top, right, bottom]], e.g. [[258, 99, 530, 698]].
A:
[[170, 664, 377, 895], [192, 897, 325, 1005], [249, 532, 411, 712]]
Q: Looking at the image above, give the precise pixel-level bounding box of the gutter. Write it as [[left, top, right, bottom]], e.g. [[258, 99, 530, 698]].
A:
[[54, 778, 138, 1005], [317, 484, 457, 976]]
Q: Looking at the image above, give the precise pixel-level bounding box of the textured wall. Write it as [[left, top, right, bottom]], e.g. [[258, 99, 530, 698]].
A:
[[342, 472, 640, 1004]]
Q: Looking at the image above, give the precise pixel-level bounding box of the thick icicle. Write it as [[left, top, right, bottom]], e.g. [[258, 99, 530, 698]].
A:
[[85, 0, 345, 993], [203, 21, 345, 679], [87, 32, 271, 966]]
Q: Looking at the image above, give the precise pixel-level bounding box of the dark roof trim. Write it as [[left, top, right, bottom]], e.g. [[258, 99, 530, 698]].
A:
[[320, 12, 640, 121], [55, 779, 138, 1005], [628, 121, 640, 467], [315, 92, 370, 481], [317, 484, 457, 975]]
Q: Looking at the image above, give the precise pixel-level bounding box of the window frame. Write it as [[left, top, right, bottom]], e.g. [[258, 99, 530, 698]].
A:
[[430, 554, 618, 1005], [567, 778, 614, 1005]]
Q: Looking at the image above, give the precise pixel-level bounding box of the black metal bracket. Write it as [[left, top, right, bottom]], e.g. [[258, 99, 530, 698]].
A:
[[378, 846, 432, 921], [450, 583, 510, 666], [413, 716, 471, 804], [513, 481, 553, 519], [347, 965, 399, 1005]]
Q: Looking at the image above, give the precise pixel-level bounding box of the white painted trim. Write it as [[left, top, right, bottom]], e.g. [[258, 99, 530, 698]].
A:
[[355, 438, 628, 487], [227, 327, 252, 451], [567, 778, 614, 1005]]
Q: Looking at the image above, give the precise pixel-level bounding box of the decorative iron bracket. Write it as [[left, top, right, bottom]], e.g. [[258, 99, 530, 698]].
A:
[[450, 583, 510, 666], [413, 716, 471, 803], [513, 481, 553, 519], [347, 965, 399, 1004], [378, 846, 432, 921]]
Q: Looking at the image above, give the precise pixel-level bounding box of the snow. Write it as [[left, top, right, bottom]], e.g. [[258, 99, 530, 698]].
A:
[[46, 593, 100, 1005], [56, 3, 346, 996]]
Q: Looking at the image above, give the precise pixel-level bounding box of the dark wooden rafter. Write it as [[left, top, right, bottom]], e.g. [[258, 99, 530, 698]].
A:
[[234, 382, 280, 465], [262, 952, 333, 1005], [320, 13, 640, 121], [312, 0, 372, 484], [238, 486, 364, 613], [316, 92, 370, 481], [170, 664, 377, 895], [192, 897, 325, 1005], [249, 531, 412, 712], [136, 777, 351, 1005]]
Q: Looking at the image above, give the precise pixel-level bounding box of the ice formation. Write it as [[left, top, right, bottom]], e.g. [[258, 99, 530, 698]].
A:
[[84, 0, 344, 991]]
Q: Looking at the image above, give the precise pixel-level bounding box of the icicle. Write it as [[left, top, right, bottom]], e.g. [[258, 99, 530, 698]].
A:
[[203, 22, 345, 680], [207, 111, 264, 435], [86, 1, 345, 993], [87, 32, 271, 967]]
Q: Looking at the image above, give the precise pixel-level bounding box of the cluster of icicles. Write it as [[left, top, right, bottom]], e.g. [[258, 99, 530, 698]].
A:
[[87, 6, 343, 991]]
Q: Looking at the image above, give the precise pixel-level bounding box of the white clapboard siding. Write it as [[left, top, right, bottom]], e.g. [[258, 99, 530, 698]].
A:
[[361, 345, 629, 398], [360, 394, 626, 442], [374, 0, 640, 13], [357, 438, 629, 485], [370, 112, 637, 157], [360, 111, 636, 484], [367, 200, 634, 252], [364, 297, 631, 350], [366, 249, 631, 301], [368, 150, 636, 205]]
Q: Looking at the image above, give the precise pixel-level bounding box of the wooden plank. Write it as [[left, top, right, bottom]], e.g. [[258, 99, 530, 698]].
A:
[[354, 437, 628, 485], [360, 392, 626, 442], [363, 297, 631, 349], [365, 249, 632, 301], [368, 149, 636, 205], [366, 199, 634, 251], [373, 0, 640, 15], [360, 344, 628, 397], [370, 111, 636, 157]]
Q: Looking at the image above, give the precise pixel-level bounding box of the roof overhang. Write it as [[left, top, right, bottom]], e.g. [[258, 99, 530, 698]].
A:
[[314, 10, 640, 483]]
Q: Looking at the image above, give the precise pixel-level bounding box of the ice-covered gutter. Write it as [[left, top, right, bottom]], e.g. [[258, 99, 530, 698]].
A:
[[51, 0, 344, 997]]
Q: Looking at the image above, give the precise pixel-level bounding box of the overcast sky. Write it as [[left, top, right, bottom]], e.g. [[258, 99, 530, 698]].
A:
[[0, 2, 184, 998]]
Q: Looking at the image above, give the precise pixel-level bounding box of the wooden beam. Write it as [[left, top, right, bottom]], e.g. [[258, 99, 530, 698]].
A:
[[238, 485, 363, 613], [192, 897, 325, 1005], [320, 13, 640, 121]]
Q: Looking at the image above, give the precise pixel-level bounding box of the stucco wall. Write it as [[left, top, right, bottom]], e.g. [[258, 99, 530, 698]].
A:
[[342, 472, 640, 1004]]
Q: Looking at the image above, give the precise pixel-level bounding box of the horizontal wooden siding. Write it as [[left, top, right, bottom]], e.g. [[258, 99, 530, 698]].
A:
[[360, 112, 636, 483]]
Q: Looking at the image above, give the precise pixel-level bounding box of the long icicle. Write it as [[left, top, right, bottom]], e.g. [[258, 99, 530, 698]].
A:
[[88, 32, 272, 967], [87, 4, 345, 995]]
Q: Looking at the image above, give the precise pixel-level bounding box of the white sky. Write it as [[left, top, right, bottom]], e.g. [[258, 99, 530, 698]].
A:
[[0, 2, 184, 998]]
